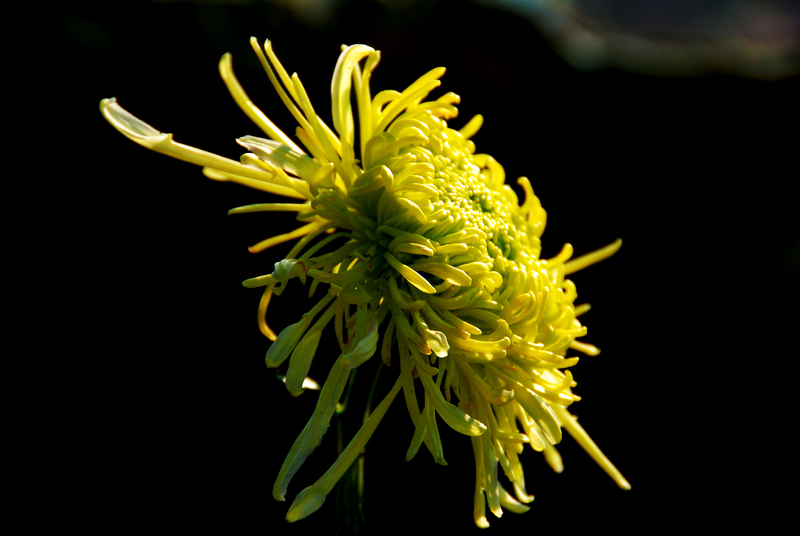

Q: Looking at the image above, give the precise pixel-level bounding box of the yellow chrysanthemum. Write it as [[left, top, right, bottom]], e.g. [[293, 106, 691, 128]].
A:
[[100, 38, 629, 528]]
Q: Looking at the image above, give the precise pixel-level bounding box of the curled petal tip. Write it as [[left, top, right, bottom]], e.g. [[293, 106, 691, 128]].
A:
[[286, 486, 326, 523], [475, 516, 490, 529], [287, 386, 304, 397], [100, 97, 170, 145]]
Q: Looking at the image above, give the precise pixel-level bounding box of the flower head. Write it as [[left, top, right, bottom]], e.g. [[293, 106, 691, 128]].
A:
[[101, 38, 629, 527]]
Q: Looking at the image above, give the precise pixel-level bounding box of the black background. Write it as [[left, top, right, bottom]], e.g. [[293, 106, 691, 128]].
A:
[[57, 0, 797, 533]]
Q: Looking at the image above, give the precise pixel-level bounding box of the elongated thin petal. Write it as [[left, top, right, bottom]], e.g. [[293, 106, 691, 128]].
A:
[[101, 99, 302, 200], [219, 53, 301, 152], [564, 239, 623, 275], [553, 405, 631, 490]]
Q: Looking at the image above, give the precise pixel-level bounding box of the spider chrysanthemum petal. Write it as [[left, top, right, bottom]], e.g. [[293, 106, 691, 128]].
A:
[[101, 38, 629, 528]]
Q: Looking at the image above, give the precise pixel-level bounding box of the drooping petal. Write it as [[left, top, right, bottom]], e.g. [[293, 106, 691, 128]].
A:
[[285, 376, 403, 522]]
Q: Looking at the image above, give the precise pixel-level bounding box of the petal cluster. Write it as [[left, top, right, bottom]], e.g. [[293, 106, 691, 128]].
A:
[[101, 38, 628, 528]]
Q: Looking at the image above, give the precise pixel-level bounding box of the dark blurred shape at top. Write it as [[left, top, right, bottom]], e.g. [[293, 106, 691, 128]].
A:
[[161, 0, 799, 79], [479, 0, 800, 79]]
